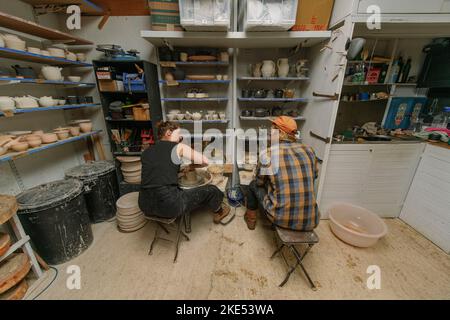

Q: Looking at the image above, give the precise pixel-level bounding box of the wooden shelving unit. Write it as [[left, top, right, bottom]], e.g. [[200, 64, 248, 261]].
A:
[[20, 0, 104, 16], [0, 10, 94, 44]]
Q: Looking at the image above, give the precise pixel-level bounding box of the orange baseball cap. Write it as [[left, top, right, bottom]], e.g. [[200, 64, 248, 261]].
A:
[[270, 116, 297, 135]]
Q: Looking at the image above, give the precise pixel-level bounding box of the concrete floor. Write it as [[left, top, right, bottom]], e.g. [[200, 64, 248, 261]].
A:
[[26, 207, 450, 300]]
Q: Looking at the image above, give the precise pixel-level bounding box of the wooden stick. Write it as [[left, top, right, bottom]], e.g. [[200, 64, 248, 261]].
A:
[[93, 135, 106, 161]]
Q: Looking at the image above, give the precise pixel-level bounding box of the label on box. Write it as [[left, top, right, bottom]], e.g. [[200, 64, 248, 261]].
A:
[[96, 71, 111, 80], [160, 61, 176, 68]]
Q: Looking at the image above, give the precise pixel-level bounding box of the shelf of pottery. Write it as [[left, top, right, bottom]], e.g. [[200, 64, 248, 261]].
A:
[[235, 48, 309, 135], [158, 47, 232, 140], [0, 11, 100, 162]]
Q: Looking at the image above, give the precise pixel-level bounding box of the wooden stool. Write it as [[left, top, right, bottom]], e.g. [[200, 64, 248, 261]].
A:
[[145, 214, 189, 263], [271, 226, 319, 289]]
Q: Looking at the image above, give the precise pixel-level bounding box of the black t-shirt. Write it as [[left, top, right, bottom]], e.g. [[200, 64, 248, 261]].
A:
[[141, 140, 181, 189]]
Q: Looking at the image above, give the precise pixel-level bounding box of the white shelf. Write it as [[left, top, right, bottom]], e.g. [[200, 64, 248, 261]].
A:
[[141, 31, 331, 48], [240, 116, 305, 121]]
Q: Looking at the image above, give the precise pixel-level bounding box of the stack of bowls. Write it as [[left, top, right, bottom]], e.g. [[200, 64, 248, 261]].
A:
[[116, 156, 141, 184], [116, 192, 147, 232]]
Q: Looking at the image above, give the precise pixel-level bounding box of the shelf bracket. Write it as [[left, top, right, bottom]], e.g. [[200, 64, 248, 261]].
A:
[[313, 92, 339, 100], [309, 131, 330, 144]]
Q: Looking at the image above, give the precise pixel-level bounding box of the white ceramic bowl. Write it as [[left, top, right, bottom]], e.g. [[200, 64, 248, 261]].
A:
[[47, 47, 65, 58], [27, 47, 41, 55], [166, 113, 176, 121], [5, 38, 26, 51], [176, 113, 185, 120], [328, 203, 387, 248], [68, 76, 81, 82]]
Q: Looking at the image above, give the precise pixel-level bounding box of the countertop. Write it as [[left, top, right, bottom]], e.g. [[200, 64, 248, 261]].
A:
[[332, 136, 424, 145]]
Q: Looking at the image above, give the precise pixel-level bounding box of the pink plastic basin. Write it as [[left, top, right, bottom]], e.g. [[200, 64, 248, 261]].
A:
[[328, 203, 388, 248]]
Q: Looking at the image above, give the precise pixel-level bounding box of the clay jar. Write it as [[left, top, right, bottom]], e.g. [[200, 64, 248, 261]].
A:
[[79, 122, 93, 133], [261, 60, 276, 78], [69, 126, 80, 136]]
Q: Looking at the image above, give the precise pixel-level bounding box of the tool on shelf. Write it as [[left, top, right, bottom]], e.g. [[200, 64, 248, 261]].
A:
[[96, 44, 140, 61], [313, 92, 339, 100]]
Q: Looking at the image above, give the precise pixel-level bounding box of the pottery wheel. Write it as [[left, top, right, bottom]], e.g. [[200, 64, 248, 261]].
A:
[[179, 174, 204, 187]]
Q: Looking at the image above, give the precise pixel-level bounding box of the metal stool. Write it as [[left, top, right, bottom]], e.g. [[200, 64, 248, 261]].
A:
[[271, 226, 319, 290], [145, 214, 189, 263]]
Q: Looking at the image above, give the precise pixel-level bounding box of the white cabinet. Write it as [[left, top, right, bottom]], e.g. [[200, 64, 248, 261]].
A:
[[319, 143, 424, 218], [357, 0, 450, 14], [400, 144, 450, 254]]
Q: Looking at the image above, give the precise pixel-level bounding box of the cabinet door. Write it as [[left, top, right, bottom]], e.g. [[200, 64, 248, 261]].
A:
[[319, 148, 372, 218], [357, 0, 448, 14], [361, 144, 424, 217], [400, 145, 450, 254]]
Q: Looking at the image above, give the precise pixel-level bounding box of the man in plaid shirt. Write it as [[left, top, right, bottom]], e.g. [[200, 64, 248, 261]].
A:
[[244, 116, 320, 231]]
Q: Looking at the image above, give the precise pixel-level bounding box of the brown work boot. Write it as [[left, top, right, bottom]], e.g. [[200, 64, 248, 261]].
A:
[[244, 209, 257, 230], [213, 204, 231, 224]]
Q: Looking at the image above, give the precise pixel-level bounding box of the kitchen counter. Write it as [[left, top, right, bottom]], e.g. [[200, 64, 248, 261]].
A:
[[332, 136, 424, 144]]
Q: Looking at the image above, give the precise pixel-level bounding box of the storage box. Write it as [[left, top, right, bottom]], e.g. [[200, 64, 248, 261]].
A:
[[98, 80, 124, 92], [179, 0, 231, 31], [148, 0, 183, 31], [133, 104, 151, 121], [239, 0, 298, 31], [291, 0, 334, 31], [123, 73, 146, 92]]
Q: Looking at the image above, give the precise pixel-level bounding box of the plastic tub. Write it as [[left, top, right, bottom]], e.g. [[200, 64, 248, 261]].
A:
[[65, 161, 119, 223], [179, 0, 231, 31], [239, 0, 298, 31], [328, 203, 388, 248], [17, 179, 93, 265]]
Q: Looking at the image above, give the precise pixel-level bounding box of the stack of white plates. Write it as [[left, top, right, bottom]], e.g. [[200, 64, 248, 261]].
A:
[[116, 156, 142, 184], [116, 192, 147, 232]]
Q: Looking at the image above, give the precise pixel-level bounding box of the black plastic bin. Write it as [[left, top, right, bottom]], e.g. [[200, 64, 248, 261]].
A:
[[17, 179, 93, 265], [65, 161, 119, 223]]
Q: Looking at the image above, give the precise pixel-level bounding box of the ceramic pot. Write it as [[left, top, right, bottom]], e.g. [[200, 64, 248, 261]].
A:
[[241, 110, 253, 117], [219, 51, 229, 62], [261, 60, 276, 78], [79, 122, 93, 133], [277, 58, 289, 77], [274, 89, 284, 98], [219, 112, 226, 120], [69, 126, 80, 136], [0, 96, 15, 111], [41, 133, 57, 144], [164, 72, 174, 82], [253, 89, 268, 99], [284, 89, 295, 98], [180, 52, 188, 62], [166, 113, 176, 121], [11, 142, 29, 152], [255, 108, 269, 117], [32, 130, 44, 136], [58, 99, 66, 105], [241, 88, 253, 98], [26, 136, 42, 148], [38, 96, 56, 107], [27, 47, 41, 55], [192, 112, 202, 120], [68, 76, 81, 82], [41, 66, 63, 81], [176, 114, 185, 121], [55, 130, 69, 140], [13, 96, 38, 109], [5, 38, 26, 51], [250, 63, 262, 77], [47, 47, 65, 58]]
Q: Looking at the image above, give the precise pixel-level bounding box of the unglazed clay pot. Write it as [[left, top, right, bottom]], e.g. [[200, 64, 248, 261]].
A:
[[41, 133, 57, 144], [11, 142, 29, 152], [79, 121, 92, 133], [55, 130, 69, 140], [27, 137, 42, 148], [69, 126, 80, 136]]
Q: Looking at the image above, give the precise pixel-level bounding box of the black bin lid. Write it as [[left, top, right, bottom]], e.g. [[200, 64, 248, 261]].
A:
[[65, 161, 115, 180], [17, 179, 84, 213]]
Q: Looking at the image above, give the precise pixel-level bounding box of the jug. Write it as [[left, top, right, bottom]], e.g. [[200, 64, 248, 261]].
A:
[[277, 58, 289, 77], [249, 63, 262, 77], [261, 60, 275, 78]]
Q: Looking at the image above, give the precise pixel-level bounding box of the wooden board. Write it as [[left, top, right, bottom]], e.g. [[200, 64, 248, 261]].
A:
[[22, 0, 104, 15], [0, 253, 31, 294], [0, 10, 93, 45], [0, 279, 28, 300], [0, 233, 11, 257], [0, 194, 17, 225]]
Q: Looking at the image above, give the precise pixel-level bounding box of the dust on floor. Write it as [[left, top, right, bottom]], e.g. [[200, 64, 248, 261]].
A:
[[27, 207, 450, 299]]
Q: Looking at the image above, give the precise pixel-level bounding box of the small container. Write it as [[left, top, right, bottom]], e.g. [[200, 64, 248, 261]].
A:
[[239, 0, 298, 31], [179, 0, 232, 31]]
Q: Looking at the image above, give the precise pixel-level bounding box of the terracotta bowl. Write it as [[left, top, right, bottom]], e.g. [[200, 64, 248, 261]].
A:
[[27, 138, 42, 148], [41, 133, 57, 144], [31, 130, 44, 136], [55, 130, 69, 140], [11, 142, 29, 152], [79, 122, 92, 133], [69, 126, 80, 136]]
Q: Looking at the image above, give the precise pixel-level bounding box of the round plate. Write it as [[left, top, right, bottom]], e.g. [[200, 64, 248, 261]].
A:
[[0, 279, 28, 300], [0, 253, 31, 294], [0, 195, 18, 225], [116, 192, 139, 210], [116, 156, 141, 163]]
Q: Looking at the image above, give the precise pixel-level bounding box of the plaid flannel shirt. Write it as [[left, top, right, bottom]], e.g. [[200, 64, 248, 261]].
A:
[[256, 141, 320, 231]]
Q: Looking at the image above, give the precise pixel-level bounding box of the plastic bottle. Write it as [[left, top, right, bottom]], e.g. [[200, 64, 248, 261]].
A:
[[389, 58, 400, 84]]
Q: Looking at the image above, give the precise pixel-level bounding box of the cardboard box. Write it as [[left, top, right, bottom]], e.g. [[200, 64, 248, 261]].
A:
[[291, 0, 335, 31], [98, 80, 124, 92]]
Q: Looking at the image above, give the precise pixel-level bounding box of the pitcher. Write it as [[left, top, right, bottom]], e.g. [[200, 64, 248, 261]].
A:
[[249, 63, 262, 77], [296, 59, 308, 77], [277, 58, 289, 77], [261, 60, 275, 78]]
